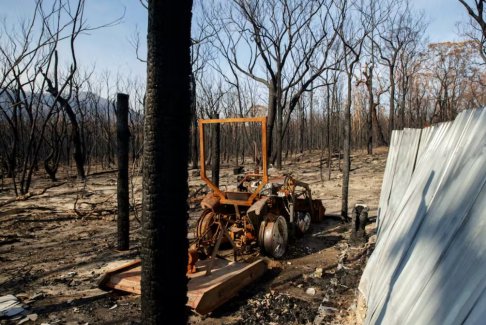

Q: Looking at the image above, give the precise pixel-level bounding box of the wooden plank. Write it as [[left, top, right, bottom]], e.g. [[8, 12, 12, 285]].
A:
[[97, 259, 141, 289], [106, 266, 141, 294], [99, 258, 267, 315], [188, 259, 267, 315]]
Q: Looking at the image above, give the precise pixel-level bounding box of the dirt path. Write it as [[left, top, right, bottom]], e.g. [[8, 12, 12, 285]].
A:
[[0, 148, 386, 324]]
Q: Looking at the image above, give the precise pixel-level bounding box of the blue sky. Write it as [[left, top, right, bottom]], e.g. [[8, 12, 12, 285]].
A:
[[412, 0, 469, 42], [1, 0, 147, 82], [0, 0, 472, 83]]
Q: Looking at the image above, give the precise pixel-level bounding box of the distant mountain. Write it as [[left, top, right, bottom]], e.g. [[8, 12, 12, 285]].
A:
[[0, 88, 116, 120]]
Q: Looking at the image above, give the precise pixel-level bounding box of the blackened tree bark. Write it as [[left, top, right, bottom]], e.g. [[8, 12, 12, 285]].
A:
[[211, 112, 220, 187], [371, 101, 387, 146], [388, 64, 396, 132], [299, 99, 305, 154], [116, 93, 130, 251], [44, 111, 67, 182], [342, 65, 353, 221], [44, 83, 86, 179], [327, 83, 332, 181], [141, 0, 192, 324], [267, 87, 277, 164], [309, 84, 314, 151], [362, 62, 388, 151], [365, 64, 374, 155], [399, 77, 407, 129], [190, 72, 199, 170]]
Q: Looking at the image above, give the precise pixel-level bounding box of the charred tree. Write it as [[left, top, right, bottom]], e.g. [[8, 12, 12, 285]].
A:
[[190, 72, 198, 169], [44, 111, 67, 182], [342, 64, 353, 222], [299, 99, 305, 154], [366, 63, 374, 155], [141, 0, 192, 324], [42, 74, 86, 180], [116, 93, 130, 251]]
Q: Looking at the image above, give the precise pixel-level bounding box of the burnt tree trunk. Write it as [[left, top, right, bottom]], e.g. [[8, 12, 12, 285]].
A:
[[211, 112, 220, 187], [275, 86, 283, 169], [327, 84, 332, 181], [299, 100, 305, 154], [234, 124, 239, 166], [266, 86, 277, 163], [399, 83, 406, 129], [44, 115, 65, 182], [116, 93, 130, 251], [46, 93, 85, 179], [366, 66, 374, 155], [190, 72, 198, 169], [342, 72, 352, 221], [389, 64, 396, 133], [41, 65, 85, 180], [309, 86, 314, 152], [372, 103, 388, 146], [141, 0, 192, 324]]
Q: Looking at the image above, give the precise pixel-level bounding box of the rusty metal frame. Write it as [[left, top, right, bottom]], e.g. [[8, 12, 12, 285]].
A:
[[199, 117, 268, 206]]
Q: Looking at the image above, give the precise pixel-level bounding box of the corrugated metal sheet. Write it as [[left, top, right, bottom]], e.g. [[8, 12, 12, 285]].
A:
[[359, 108, 486, 325]]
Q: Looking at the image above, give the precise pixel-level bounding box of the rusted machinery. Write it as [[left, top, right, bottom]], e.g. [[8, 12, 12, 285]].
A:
[[99, 116, 325, 315], [188, 117, 325, 273]]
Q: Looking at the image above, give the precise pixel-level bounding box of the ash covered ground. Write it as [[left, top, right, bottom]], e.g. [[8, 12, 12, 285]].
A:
[[0, 149, 385, 324]]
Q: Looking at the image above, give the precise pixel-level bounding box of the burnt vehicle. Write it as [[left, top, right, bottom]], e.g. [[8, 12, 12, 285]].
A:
[[189, 117, 325, 272]]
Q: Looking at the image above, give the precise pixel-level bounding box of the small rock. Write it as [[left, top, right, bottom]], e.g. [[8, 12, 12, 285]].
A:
[[305, 288, 316, 296], [313, 267, 323, 278]]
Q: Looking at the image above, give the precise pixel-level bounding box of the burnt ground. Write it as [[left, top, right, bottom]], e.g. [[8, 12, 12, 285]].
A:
[[0, 148, 386, 324]]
